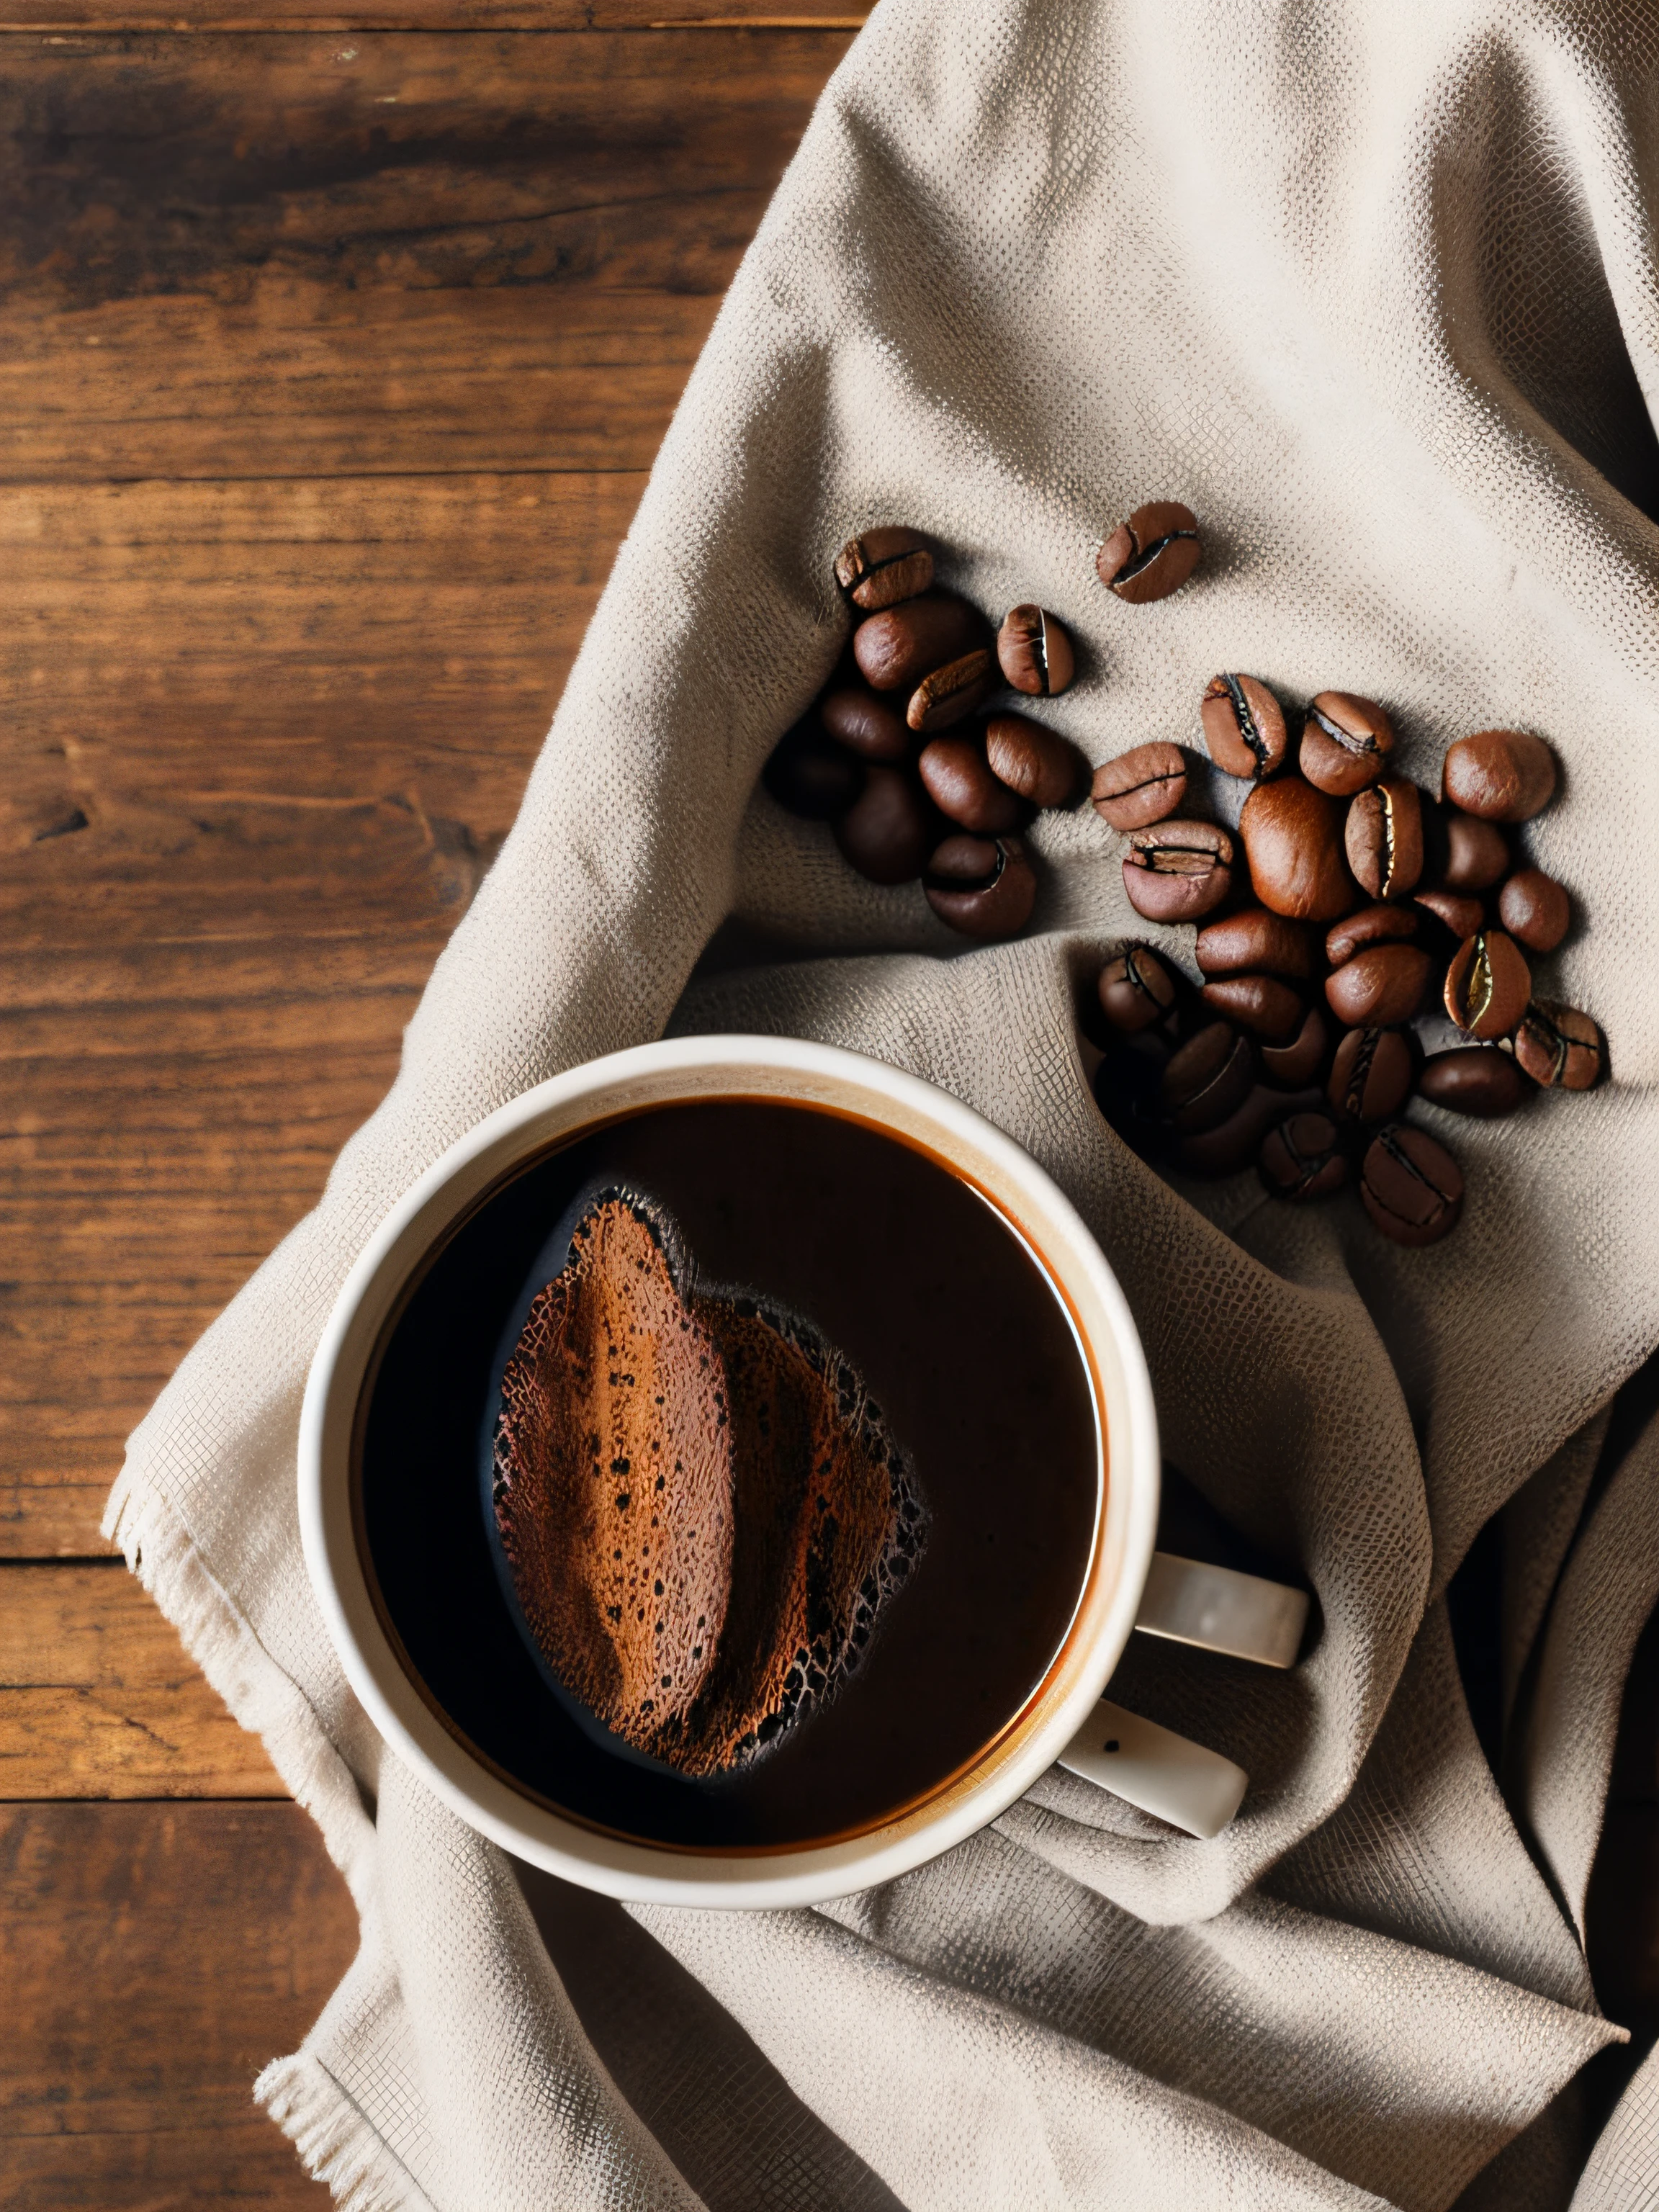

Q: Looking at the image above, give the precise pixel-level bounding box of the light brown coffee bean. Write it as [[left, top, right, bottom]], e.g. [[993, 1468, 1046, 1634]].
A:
[[1096, 500, 1201, 603], [1346, 778, 1424, 901], [819, 682, 912, 762], [1325, 943, 1433, 1026], [1299, 692, 1395, 796], [1098, 946, 1179, 1035], [1195, 909, 1313, 980], [854, 593, 987, 693], [1123, 819, 1234, 922], [1328, 1026, 1416, 1125], [1444, 929, 1532, 1040], [917, 734, 1027, 833], [1238, 776, 1354, 921], [1513, 1002, 1604, 1089], [1182, 1084, 1323, 1178], [835, 527, 934, 612], [907, 648, 996, 734], [1161, 1021, 1254, 1133], [1414, 888, 1485, 940], [1200, 975, 1305, 1043], [1417, 1048, 1528, 1117], [924, 834, 1037, 939], [1326, 903, 1419, 968], [1443, 729, 1557, 822], [997, 605, 1075, 696], [985, 714, 1084, 808], [1360, 1125, 1465, 1246], [1260, 1112, 1349, 1200], [1092, 742, 1187, 830], [833, 765, 935, 884], [1200, 674, 1288, 781], [1424, 804, 1509, 891], [1498, 868, 1570, 953], [1260, 1004, 1331, 1089]]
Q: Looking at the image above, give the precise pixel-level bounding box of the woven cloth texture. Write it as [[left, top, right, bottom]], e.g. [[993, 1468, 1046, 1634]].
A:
[[106, 0, 1659, 2203]]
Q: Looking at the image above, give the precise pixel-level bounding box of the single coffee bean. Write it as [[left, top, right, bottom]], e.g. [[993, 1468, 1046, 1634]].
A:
[[1260, 1004, 1331, 1089], [1123, 819, 1235, 922], [1195, 908, 1313, 980], [997, 605, 1075, 696], [1326, 943, 1433, 1026], [1182, 1084, 1323, 1178], [918, 734, 1028, 833], [835, 526, 935, 611], [1096, 500, 1201, 603], [1098, 945, 1179, 1035], [1326, 902, 1419, 967], [1359, 1124, 1465, 1246], [1161, 1021, 1255, 1133], [985, 714, 1084, 808], [1498, 868, 1570, 953], [1345, 778, 1425, 901], [907, 648, 996, 734], [818, 682, 912, 763], [1417, 1048, 1528, 1118], [1200, 974, 1305, 1043], [1094, 1030, 1175, 1161], [1443, 928, 1531, 1040], [1414, 887, 1485, 940], [832, 764, 935, 883], [1513, 1002, 1604, 1090], [1238, 776, 1354, 921], [854, 593, 987, 693], [1260, 1112, 1349, 1200], [1092, 742, 1187, 830], [1200, 673, 1288, 781], [763, 719, 865, 819], [1422, 802, 1509, 891], [1328, 1025, 1417, 1125], [924, 833, 1037, 939], [1443, 729, 1557, 822], [1298, 692, 1395, 796]]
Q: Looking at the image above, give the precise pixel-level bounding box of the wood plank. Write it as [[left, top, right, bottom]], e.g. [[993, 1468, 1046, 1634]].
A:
[[0, 1563, 287, 1793], [0, 1799, 354, 2205], [4, 4, 866, 30]]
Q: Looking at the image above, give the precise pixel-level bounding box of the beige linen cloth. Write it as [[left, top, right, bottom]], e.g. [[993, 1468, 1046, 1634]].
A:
[[105, 0, 1659, 2202]]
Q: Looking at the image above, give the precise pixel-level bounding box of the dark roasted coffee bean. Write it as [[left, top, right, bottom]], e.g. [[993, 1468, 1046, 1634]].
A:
[[1360, 1124, 1465, 1246], [1092, 742, 1187, 830], [1200, 974, 1304, 1043], [985, 714, 1084, 808], [1260, 1112, 1349, 1200], [1098, 946, 1179, 1035], [917, 734, 1028, 832], [1326, 943, 1433, 1027], [1345, 778, 1424, 901], [907, 649, 996, 734], [1123, 819, 1234, 922], [924, 834, 1037, 939], [1328, 1026, 1416, 1125], [1096, 500, 1201, 603], [835, 527, 934, 612], [1094, 1030, 1175, 1161], [1326, 902, 1419, 967], [832, 765, 934, 882], [763, 720, 864, 819], [854, 593, 987, 693], [1260, 1004, 1331, 1089], [1513, 1003, 1604, 1090], [1418, 1048, 1528, 1118], [1299, 692, 1395, 796], [1182, 1084, 1323, 1178], [1414, 887, 1485, 940], [1422, 802, 1509, 892], [1161, 1021, 1255, 1133], [1200, 673, 1288, 781], [1195, 909, 1313, 979], [1498, 868, 1570, 953], [818, 682, 912, 763], [1444, 929, 1531, 1040], [1443, 729, 1557, 822], [1238, 776, 1353, 921], [997, 605, 1075, 696]]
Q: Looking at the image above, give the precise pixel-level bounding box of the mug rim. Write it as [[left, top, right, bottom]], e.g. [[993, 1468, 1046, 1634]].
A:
[[299, 1034, 1161, 1907]]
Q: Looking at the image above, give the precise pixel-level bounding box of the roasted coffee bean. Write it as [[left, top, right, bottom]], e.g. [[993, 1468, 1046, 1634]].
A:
[[997, 606, 1075, 696], [918, 734, 1028, 833], [1261, 1004, 1331, 1089], [1200, 674, 1288, 781], [1098, 946, 1179, 1035], [1200, 974, 1305, 1043], [835, 526, 935, 611], [763, 720, 865, 819], [924, 833, 1037, 938], [818, 682, 912, 763], [1195, 909, 1313, 980], [1260, 1112, 1349, 1200], [1161, 1022, 1255, 1133], [1328, 1026, 1417, 1125], [1444, 928, 1531, 1040], [907, 648, 996, 734], [1498, 868, 1570, 953], [854, 593, 987, 693], [1238, 776, 1354, 921], [1422, 803, 1509, 892], [1326, 903, 1419, 967], [1326, 943, 1433, 1026], [1443, 729, 1557, 822], [1414, 888, 1485, 940], [1417, 1048, 1528, 1118], [1123, 819, 1235, 922], [1345, 778, 1424, 901], [832, 764, 935, 883], [1513, 1002, 1604, 1090], [1182, 1084, 1323, 1177], [1299, 692, 1395, 796], [1092, 742, 1187, 830], [1359, 1125, 1465, 1246], [1094, 1030, 1175, 1161], [1097, 500, 1202, 603], [986, 714, 1084, 808]]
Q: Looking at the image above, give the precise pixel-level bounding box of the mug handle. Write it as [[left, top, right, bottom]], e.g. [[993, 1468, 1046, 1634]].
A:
[[1133, 1550, 1310, 1669]]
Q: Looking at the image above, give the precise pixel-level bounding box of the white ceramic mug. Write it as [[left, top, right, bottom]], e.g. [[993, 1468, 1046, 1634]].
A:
[[300, 1035, 1304, 1907]]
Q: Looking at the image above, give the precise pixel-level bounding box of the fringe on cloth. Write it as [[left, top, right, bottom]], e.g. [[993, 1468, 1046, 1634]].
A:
[[255, 2050, 438, 2212]]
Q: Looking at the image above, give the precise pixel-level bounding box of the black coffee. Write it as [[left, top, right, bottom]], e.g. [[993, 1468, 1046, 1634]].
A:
[[357, 1097, 1101, 1849]]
